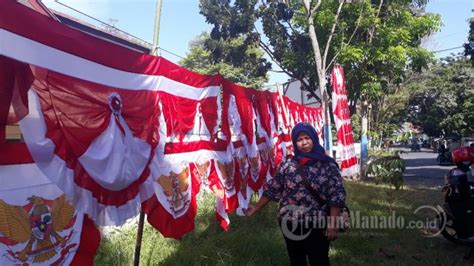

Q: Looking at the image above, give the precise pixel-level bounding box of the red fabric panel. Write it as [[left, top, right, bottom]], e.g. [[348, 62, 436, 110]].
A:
[[200, 97, 218, 140], [160, 92, 198, 141], [160, 92, 218, 141], [222, 80, 255, 144], [269, 93, 280, 132], [164, 139, 228, 154], [233, 158, 242, 194], [0, 143, 33, 164], [70, 215, 101, 266], [255, 91, 272, 138], [232, 140, 244, 149], [224, 193, 238, 213]]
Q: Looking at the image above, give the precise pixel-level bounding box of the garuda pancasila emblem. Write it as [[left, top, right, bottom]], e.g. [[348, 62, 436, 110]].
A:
[[158, 167, 190, 216], [235, 156, 249, 198], [217, 161, 235, 192], [0, 195, 76, 263], [249, 155, 260, 181], [192, 160, 211, 185]]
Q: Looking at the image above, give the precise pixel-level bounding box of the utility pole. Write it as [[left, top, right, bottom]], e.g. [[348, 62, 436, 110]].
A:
[[360, 99, 369, 178], [152, 0, 163, 56]]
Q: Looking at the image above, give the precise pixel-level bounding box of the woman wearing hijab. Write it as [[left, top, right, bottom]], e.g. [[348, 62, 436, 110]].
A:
[[245, 122, 346, 266]]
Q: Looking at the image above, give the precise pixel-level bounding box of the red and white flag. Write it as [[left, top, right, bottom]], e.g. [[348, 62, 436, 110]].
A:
[[331, 64, 359, 177]]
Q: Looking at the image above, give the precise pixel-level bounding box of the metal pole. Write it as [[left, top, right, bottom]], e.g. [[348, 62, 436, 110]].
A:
[[152, 0, 163, 55], [133, 211, 146, 266], [133, 2, 163, 265]]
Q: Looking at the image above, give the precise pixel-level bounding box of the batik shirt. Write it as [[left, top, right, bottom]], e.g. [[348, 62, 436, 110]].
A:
[[263, 158, 346, 223]]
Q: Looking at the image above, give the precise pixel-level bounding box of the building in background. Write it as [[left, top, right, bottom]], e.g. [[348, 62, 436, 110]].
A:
[[280, 79, 321, 107]]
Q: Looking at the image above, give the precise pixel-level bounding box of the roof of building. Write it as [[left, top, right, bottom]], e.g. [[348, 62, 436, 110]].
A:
[[17, 0, 152, 54]]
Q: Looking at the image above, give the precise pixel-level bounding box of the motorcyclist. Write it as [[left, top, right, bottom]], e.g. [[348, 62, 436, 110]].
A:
[[438, 144, 449, 163], [443, 146, 474, 240], [410, 138, 420, 151]]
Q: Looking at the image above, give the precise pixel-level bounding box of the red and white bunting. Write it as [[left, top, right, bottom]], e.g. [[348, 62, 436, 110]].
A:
[[0, 0, 329, 238], [331, 64, 359, 177]]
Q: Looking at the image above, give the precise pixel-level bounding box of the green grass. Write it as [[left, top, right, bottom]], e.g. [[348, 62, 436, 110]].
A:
[[95, 182, 474, 265]]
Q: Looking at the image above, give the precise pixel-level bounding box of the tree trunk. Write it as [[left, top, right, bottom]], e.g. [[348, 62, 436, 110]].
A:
[[303, 0, 332, 153]]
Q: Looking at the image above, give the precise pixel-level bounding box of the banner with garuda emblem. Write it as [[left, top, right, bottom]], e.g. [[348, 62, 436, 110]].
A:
[[0, 144, 100, 265], [143, 161, 200, 240]]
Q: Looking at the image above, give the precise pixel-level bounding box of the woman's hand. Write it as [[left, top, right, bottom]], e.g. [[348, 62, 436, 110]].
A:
[[243, 196, 270, 217], [244, 205, 257, 217], [326, 206, 340, 241]]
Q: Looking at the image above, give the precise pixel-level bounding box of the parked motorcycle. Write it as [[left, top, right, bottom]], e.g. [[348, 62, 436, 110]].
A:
[[410, 143, 421, 152], [437, 146, 474, 259]]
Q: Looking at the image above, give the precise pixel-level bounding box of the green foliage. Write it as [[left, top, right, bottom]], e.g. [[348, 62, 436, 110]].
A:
[[198, 0, 441, 112], [404, 56, 474, 137], [179, 32, 269, 88], [350, 113, 361, 140], [366, 150, 405, 190], [341, 4, 441, 108], [365, 150, 405, 211]]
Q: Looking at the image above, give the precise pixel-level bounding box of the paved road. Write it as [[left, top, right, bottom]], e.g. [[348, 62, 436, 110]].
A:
[[397, 147, 453, 189]]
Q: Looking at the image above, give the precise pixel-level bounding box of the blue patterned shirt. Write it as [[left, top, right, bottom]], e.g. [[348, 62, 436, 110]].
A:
[[263, 158, 346, 222]]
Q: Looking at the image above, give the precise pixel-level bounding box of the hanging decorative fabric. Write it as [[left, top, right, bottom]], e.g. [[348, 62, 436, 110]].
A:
[[160, 91, 219, 142], [0, 0, 329, 239], [222, 80, 255, 146], [144, 73, 224, 238], [142, 162, 200, 240], [331, 64, 359, 177], [232, 141, 252, 216], [0, 144, 100, 265]]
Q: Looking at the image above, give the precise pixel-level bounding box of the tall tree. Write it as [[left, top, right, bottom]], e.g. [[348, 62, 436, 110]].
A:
[[179, 32, 270, 88], [198, 0, 440, 105], [198, 0, 441, 166], [405, 56, 474, 137]]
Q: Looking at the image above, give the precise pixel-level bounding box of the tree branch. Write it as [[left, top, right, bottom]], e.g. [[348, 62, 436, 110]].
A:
[[285, 20, 299, 36], [311, 0, 322, 16], [325, 3, 364, 72], [322, 0, 344, 70], [258, 39, 296, 80], [368, 0, 384, 43]]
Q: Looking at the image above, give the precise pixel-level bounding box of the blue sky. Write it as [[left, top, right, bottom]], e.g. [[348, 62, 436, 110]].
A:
[[43, 0, 473, 85]]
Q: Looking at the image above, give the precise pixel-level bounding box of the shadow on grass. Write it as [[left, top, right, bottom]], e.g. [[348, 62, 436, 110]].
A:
[[159, 200, 288, 265]]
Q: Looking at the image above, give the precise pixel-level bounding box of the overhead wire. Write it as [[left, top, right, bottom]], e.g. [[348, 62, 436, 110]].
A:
[[54, 0, 186, 60], [54, 0, 153, 47], [432, 46, 464, 53]]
